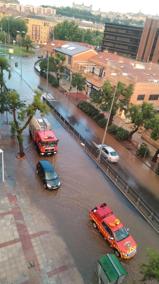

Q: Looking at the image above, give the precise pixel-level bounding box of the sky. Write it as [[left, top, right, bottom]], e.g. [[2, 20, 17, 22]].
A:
[[19, 0, 159, 16]]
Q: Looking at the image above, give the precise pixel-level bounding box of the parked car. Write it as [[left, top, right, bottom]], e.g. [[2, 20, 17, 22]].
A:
[[97, 144, 119, 163], [36, 160, 61, 190]]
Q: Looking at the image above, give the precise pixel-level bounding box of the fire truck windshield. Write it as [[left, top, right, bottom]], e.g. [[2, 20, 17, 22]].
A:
[[40, 141, 58, 147], [114, 227, 129, 242]]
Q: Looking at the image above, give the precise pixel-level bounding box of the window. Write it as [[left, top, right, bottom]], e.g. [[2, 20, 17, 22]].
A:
[[137, 94, 145, 100], [149, 94, 159, 100], [102, 222, 113, 236]]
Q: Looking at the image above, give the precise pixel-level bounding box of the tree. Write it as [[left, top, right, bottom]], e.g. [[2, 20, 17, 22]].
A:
[[128, 102, 155, 140], [140, 249, 159, 281], [71, 73, 86, 92], [54, 20, 82, 42], [39, 53, 65, 84], [0, 17, 27, 41], [22, 35, 33, 51], [0, 31, 6, 43], [0, 56, 10, 92], [2, 89, 48, 157], [90, 81, 133, 125]]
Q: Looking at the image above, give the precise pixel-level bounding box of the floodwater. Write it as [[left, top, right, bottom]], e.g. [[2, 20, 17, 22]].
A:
[[3, 54, 159, 283]]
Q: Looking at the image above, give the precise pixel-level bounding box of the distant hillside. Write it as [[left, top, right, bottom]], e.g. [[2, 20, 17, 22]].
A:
[[0, 0, 19, 3]]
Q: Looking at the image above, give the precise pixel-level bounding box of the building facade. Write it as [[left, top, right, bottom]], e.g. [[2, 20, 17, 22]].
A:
[[137, 17, 159, 63], [101, 22, 143, 58], [25, 18, 55, 44]]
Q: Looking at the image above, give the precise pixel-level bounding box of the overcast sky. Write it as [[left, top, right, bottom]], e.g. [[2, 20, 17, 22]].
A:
[[19, 0, 159, 15]]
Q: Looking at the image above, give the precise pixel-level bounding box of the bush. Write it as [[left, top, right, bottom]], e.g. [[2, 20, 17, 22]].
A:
[[115, 127, 129, 141], [48, 74, 59, 87], [155, 164, 159, 175], [108, 124, 118, 135], [93, 113, 105, 122], [136, 143, 150, 158], [97, 118, 107, 128]]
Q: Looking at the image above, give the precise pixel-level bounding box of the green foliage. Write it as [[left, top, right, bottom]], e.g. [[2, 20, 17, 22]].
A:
[[0, 89, 48, 157], [77, 101, 107, 128], [39, 54, 65, 82], [115, 127, 129, 141], [136, 143, 150, 158], [0, 31, 6, 43], [128, 102, 155, 139], [54, 20, 103, 46], [97, 117, 107, 128], [0, 56, 10, 91], [155, 164, 159, 175], [0, 17, 27, 40], [56, 7, 144, 27], [71, 73, 86, 92], [108, 124, 118, 134], [22, 35, 33, 51], [48, 74, 59, 87], [90, 81, 133, 126], [150, 115, 159, 140], [140, 249, 159, 281]]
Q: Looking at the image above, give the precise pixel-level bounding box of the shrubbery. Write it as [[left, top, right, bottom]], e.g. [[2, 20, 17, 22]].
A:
[[78, 101, 129, 138], [136, 143, 150, 158], [78, 101, 107, 128]]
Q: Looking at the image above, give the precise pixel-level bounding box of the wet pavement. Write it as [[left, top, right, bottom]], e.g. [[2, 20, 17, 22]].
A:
[[0, 54, 159, 283]]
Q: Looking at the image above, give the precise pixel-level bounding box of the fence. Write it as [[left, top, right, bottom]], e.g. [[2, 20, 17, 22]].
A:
[[44, 98, 159, 234]]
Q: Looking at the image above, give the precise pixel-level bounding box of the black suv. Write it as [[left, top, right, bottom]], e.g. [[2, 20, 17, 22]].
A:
[[36, 160, 61, 190]]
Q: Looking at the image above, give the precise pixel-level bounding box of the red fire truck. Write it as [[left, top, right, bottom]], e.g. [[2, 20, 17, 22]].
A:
[[29, 117, 58, 155], [89, 203, 137, 259]]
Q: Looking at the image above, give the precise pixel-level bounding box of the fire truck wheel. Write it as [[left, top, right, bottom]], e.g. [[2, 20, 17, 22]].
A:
[[114, 249, 121, 258], [92, 221, 97, 229]]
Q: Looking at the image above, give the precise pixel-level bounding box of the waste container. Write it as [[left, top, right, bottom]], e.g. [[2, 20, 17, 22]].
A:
[[97, 254, 127, 284]]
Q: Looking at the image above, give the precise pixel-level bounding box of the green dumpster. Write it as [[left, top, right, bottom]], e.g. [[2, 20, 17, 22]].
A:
[[97, 254, 127, 284]]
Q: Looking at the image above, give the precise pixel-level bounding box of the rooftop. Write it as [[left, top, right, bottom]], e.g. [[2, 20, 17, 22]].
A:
[[90, 51, 159, 84], [54, 42, 91, 56]]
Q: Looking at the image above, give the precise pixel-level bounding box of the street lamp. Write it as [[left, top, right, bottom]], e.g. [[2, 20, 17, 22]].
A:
[[0, 149, 4, 183], [16, 30, 25, 79], [98, 84, 118, 162]]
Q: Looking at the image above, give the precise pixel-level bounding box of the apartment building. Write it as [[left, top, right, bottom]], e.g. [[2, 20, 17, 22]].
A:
[[0, 3, 56, 16], [137, 17, 159, 63], [101, 22, 143, 59], [69, 50, 159, 109], [25, 17, 55, 44]]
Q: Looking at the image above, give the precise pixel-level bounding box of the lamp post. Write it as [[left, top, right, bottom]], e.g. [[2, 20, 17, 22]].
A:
[[98, 84, 118, 162], [0, 149, 4, 183], [16, 30, 25, 79], [46, 54, 49, 100]]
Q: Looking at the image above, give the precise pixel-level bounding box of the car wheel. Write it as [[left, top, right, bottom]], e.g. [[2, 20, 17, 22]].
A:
[[92, 221, 97, 229], [114, 249, 121, 258], [44, 183, 47, 189]]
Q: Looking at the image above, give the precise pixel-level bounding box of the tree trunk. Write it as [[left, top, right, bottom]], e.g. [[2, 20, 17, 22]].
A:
[[17, 132, 25, 157], [128, 126, 139, 140]]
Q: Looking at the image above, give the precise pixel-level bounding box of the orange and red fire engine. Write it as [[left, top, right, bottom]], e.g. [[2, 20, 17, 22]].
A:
[[89, 203, 137, 259]]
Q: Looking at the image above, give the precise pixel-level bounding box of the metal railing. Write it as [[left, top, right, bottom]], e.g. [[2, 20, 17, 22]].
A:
[[45, 98, 159, 234]]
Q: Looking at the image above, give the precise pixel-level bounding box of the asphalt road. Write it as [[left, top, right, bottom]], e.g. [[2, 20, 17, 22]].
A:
[[4, 55, 159, 283]]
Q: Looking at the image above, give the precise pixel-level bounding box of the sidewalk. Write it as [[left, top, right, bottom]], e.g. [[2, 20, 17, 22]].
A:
[[0, 120, 84, 284]]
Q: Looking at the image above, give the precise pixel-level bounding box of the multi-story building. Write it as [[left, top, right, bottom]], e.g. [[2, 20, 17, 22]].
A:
[[102, 18, 159, 64], [63, 49, 159, 110], [72, 2, 92, 12], [25, 17, 55, 44], [0, 3, 56, 17], [101, 22, 143, 59], [137, 17, 159, 63]]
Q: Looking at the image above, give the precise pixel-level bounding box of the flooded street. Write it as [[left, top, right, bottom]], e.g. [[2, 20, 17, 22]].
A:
[[4, 55, 159, 283]]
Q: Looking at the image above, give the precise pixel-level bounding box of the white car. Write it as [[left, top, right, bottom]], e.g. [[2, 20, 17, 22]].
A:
[[41, 93, 55, 101], [97, 144, 119, 163]]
